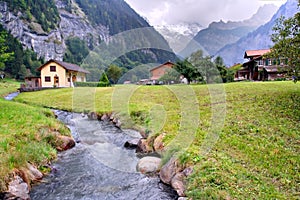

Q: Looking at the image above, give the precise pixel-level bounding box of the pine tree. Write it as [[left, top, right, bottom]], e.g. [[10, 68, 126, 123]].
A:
[[98, 71, 110, 87]]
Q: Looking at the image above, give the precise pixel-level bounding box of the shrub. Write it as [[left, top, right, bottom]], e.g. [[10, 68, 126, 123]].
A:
[[74, 82, 98, 87]]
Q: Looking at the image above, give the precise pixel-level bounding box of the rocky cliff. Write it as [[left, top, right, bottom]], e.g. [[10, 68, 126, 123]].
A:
[[0, 0, 110, 61]]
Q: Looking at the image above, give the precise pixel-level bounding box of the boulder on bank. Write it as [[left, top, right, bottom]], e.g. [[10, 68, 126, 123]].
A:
[[137, 156, 161, 174], [112, 117, 122, 128], [136, 139, 153, 153], [22, 163, 43, 184], [159, 156, 192, 197], [5, 176, 30, 200], [56, 135, 75, 151], [153, 133, 165, 152], [87, 112, 98, 120], [159, 156, 182, 185], [101, 113, 109, 121], [171, 172, 186, 197]]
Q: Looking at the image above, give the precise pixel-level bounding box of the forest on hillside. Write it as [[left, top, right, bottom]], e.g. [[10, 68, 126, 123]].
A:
[[0, 25, 43, 79], [75, 0, 149, 35], [3, 0, 60, 32]]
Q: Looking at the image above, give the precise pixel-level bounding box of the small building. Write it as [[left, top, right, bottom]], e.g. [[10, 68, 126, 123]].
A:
[[37, 59, 89, 87], [150, 61, 174, 83], [24, 76, 41, 88], [235, 49, 288, 81]]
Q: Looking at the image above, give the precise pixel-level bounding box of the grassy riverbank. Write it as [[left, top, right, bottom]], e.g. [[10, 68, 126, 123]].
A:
[[0, 79, 20, 97], [0, 80, 71, 192], [14, 81, 300, 199]]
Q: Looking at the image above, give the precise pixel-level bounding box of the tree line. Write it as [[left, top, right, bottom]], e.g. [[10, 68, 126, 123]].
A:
[[159, 50, 235, 84]]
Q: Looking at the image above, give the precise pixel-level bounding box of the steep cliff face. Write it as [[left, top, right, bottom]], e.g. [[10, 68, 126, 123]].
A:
[[0, 0, 109, 61]]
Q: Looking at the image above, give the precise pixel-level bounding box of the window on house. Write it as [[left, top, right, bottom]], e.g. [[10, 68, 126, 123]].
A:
[[45, 76, 51, 82], [50, 65, 56, 72], [68, 78, 70, 82], [269, 59, 272, 65]]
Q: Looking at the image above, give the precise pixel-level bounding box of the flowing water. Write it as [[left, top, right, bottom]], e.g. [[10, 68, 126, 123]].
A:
[[30, 110, 177, 200], [4, 92, 20, 100]]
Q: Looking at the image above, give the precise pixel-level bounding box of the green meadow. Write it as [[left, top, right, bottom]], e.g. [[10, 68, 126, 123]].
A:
[[2, 80, 300, 199], [0, 80, 70, 191]]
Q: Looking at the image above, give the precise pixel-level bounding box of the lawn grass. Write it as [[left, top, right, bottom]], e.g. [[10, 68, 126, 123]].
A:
[[0, 81, 70, 192], [14, 81, 300, 199], [186, 82, 300, 199]]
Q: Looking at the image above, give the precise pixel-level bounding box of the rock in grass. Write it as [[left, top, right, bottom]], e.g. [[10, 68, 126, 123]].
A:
[[137, 157, 161, 174]]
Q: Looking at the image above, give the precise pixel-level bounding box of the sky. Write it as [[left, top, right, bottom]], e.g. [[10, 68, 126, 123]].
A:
[[124, 0, 287, 27]]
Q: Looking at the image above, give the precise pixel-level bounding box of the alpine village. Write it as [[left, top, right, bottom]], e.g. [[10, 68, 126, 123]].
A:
[[0, 0, 299, 199]]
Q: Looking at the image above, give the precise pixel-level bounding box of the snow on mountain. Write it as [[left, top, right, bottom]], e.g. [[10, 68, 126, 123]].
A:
[[154, 22, 203, 54]]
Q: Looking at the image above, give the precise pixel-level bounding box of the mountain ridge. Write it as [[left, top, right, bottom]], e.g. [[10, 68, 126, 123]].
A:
[[215, 0, 298, 66], [180, 3, 279, 58]]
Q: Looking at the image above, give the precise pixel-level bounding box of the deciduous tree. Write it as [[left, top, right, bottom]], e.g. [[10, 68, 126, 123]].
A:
[[269, 8, 300, 83], [106, 65, 123, 84]]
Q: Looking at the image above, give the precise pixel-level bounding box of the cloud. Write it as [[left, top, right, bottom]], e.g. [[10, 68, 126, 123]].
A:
[[125, 0, 286, 27]]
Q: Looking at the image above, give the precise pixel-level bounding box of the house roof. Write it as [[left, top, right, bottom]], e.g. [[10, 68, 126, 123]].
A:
[[38, 59, 90, 74], [150, 61, 174, 72], [244, 49, 270, 59]]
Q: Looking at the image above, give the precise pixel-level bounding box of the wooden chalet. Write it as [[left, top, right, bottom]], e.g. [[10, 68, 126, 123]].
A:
[[235, 49, 288, 81], [150, 61, 174, 83]]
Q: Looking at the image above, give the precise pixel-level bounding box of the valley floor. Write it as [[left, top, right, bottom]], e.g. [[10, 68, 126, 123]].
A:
[[1, 80, 299, 199]]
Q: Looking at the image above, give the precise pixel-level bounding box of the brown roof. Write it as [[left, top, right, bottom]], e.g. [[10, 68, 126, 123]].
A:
[[150, 61, 174, 72], [38, 59, 90, 74], [244, 49, 270, 58]]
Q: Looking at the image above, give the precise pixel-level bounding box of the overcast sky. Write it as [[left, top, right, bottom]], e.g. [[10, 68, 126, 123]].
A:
[[124, 0, 287, 27]]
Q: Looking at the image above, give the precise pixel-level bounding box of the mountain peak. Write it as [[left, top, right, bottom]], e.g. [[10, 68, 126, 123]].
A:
[[243, 4, 278, 26], [208, 4, 278, 30]]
